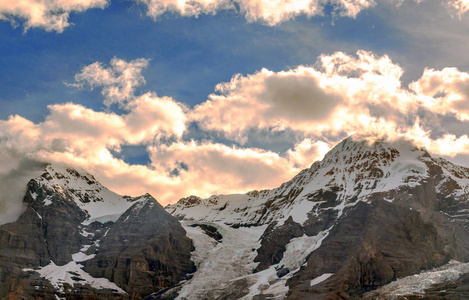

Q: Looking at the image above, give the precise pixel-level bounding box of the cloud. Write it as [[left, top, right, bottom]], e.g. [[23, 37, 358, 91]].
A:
[[0, 91, 330, 205], [191, 67, 342, 138], [0, 0, 108, 32], [147, 141, 301, 198], [404, 120, 469, 156], [0, 149, 46, 226], [410, 67, 469, 121], [136, 0, 469, 25], [136, 0, 375, 24], [8, 94, 186, 147], [192, 51, 415, 140], [192, 50, 469, 159], [4, 53, 469, 211], [446, 0, 469, 17], [1, 0, 468, 32], [69, 57, 150, 108], [286, 139, 331, 168], [0, 106, 329, 205]]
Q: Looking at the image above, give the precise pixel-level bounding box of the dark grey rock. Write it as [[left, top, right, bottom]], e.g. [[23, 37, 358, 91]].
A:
[[84, 195, 195, 299], [254, 216, 303, 272]]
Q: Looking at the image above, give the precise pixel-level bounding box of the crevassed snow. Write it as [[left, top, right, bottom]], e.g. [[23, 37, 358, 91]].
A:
[[176, 221, 267, 299], [35, 260, 125, 294], [279, 230, 329, 272], [242, 229, 330, 299], [176, 219, 330, 300], [310, 273, 333, 287], [365, 260, 469, 299]]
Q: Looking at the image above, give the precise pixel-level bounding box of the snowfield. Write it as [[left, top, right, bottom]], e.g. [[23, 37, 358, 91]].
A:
[[175, 221, 330, 299], [365, 260, 469, 299]]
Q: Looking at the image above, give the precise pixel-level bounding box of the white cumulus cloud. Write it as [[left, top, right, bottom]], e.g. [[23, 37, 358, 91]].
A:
[[135, 0, 376, 25], [0, 0, 108, 32], [3, 54, 469, 209], [69, 57, 151, 108]]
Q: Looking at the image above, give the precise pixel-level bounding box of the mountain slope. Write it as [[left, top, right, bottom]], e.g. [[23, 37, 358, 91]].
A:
[[165, 136, 469, 299], [0, 164, 194, 299], [2, 136, 469, 299]]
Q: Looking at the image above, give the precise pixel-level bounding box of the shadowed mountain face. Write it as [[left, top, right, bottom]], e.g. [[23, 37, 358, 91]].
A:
[[1, 136, 469, 299], [84, 197, 195, 299], [0, 165, 194, 299]]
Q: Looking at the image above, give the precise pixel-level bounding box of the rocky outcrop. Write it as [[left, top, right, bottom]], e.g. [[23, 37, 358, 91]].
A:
[[84, 195, 195, 299], [254, 216, 303, 273], [190, 224, 223, 242]]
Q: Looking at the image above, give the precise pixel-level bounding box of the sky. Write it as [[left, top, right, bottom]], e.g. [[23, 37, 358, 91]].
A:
[[2, 0, 469, 213]]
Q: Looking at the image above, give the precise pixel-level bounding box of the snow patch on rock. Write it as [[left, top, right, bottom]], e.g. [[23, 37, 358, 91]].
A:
[[310, 273, 333, 287], [31, 260, 125, 294]]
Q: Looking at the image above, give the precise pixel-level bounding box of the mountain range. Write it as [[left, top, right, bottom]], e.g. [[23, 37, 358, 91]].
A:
[[1, 136, 469, 299]]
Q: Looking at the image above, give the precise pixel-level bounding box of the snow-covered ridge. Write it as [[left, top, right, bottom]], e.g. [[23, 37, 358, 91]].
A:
[[167, 137, 434, 226], [33, 164, 146, 224], [434, 157, 469, 198]]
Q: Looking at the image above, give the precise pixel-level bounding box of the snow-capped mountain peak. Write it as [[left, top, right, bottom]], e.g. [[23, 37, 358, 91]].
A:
[[167, 136, 465, 227], [164, 136, 469, 299], [29, 164, 146, 224]]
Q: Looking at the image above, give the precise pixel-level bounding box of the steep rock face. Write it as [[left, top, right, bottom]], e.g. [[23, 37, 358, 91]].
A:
[[286, 200, 449, 299], [0, 165, 195, 299], [0, 170, 91, 299], [0, 175, 88, 268], [285, 149, 469, 299], [84, 194, 195, 299], [254, 216, 303, 273]]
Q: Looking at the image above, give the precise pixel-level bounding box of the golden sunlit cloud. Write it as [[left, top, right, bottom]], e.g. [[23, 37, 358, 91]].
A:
[[2, 53, 469, 205], [410, 67, 469, 121], [135, 0, 469, 25], [192, 51, 417, 140], [2, 0, 469, 32], [0, 0, 108, 32], [136, 0, 376, 24], [67, 57, 151, 108]]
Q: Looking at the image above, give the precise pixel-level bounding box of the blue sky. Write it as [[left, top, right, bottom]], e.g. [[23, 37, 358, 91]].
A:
[[0, 0, 426, 121], [2, 0, 469, 205]]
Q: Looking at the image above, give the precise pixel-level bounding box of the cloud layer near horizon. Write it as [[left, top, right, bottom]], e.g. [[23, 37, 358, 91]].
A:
[[2, 51, 469, 211], [2, 0, 469, 32]]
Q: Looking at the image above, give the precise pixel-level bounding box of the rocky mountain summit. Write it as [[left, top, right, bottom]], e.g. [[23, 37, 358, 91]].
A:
[[1, 136, 469, 299]]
